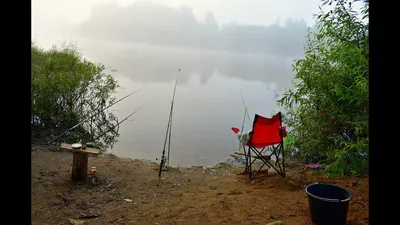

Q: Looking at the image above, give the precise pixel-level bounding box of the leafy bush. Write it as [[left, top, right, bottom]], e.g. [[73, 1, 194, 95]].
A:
[[277, 0, 369, 177], [31, 43, 120, 151], [283, 133, 296, 158]]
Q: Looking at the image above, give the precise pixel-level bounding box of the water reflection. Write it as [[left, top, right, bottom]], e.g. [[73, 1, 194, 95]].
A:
[[75, 39, 296, 166], [78, 39, 295, 90]]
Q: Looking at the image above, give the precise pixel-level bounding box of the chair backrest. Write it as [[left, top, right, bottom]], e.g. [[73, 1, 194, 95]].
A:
[[249, 112, 284, 146]]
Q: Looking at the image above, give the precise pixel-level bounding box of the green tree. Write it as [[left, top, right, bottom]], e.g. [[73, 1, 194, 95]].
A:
[[277, 0, 369, 177], [31, 43, 120, 151]]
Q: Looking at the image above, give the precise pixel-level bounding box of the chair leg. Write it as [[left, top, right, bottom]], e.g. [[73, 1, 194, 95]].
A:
[[247, 146, 253, 179], [268, 143, 285, 178], [248, 147, 268, 179], [242, 143, 249, 173], [249, 144, 286, 178], [244, 144, 286, 179]]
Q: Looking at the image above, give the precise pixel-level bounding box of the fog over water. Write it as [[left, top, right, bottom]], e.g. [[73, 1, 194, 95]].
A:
[[32, 0, 323, 166]]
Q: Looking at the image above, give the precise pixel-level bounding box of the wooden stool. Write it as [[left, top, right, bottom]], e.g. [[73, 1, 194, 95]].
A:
[[58, 143, 100, 182]]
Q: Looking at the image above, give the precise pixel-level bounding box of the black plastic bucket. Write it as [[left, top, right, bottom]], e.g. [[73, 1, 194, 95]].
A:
[[305, 182, 352, 225]]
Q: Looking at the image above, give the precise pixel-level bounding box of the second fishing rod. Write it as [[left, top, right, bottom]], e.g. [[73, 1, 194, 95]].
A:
[[45, 89, 142, 145], [238, 90, 252, 150], [92, 105, 144, 142], [158, 68, 180, 184], [240, 90, 252, 131], [239, 90, 252, 171]]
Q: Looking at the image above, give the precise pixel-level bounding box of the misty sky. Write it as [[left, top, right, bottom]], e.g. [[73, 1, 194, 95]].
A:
[[32, 0, 322, 40]]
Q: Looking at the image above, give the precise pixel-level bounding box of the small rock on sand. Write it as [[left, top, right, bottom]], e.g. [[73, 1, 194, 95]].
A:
[[68, 218, 86, 225], [266, 221, 283, 225]]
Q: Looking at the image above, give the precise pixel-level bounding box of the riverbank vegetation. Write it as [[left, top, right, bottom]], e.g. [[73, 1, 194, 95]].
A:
[[31, 43, 120, 150], [278, 0, 369, 177]]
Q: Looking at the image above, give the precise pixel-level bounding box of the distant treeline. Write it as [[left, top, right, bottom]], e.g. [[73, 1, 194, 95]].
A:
[[79, 1, 312, 57]]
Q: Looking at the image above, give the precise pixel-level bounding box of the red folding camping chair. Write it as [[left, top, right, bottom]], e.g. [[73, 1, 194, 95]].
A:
[[232, 112, 287, 179]]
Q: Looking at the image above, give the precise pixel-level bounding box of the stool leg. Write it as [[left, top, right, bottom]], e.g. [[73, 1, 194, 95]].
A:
[[72, 152, 88, 182]]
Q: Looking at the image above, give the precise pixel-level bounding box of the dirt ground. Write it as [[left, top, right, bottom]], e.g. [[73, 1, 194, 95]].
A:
[[31, 145, 369, 225]]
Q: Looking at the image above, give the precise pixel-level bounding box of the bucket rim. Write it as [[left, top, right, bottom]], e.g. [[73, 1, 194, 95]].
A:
[[305, 182, 352, 203]]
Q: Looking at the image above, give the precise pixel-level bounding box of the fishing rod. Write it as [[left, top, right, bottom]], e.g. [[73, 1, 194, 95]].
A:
[[158, 68, 180, 185], [240, 90, 252, 128], [78, 89, 140, 121], [238, 90, 252, 151], [92, 105, 144, 141], [238, 90, 252, 171], [167, 70, 180, 166], [45, 89, 141, 145]]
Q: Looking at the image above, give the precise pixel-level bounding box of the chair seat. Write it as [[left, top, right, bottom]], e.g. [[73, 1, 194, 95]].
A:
[[243, 141, 282, 148], [234, 151, 271, 160]]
